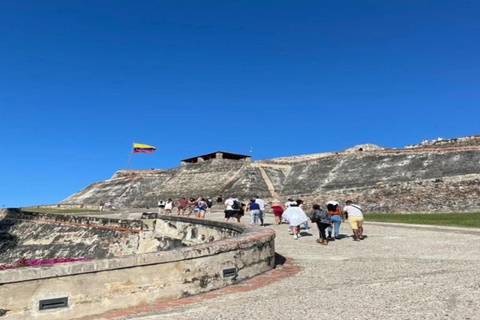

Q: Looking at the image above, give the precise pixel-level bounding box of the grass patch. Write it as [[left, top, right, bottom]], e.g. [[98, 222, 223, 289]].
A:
[[365, 213, 480, 228], [20, 207, 100, 214]]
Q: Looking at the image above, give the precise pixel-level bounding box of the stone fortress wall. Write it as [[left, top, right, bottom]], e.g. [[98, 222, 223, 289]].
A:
[[0, 209, 275, 320], [60, 135, 480, 213]]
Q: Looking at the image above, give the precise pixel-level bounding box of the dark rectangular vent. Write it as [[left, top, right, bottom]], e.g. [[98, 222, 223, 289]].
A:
[[39, 297, 68, 310], [222, 267, 237, 278]]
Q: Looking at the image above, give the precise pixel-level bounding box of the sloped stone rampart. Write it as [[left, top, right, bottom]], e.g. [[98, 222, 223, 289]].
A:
[[0, 209, 276, 320], [60, 136, 480, 213]]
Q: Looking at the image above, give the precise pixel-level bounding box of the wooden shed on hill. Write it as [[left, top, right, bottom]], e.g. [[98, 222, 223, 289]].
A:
[[181, 151, 251, 165]]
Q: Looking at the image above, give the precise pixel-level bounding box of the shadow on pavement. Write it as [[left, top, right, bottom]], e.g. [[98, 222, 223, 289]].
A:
[[274, 253, 286, 267]]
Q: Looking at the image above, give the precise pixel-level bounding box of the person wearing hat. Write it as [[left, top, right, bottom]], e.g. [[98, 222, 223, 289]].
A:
[[271, 199, 285, 225], [326, 200, 344, 240]]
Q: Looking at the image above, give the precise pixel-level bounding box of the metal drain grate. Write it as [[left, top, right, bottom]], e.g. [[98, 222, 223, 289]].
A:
[[222, 267, 237, 278], [39, 297, 68, 310]]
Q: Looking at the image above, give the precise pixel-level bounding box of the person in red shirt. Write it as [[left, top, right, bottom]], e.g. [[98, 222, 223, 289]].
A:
[[177, 197, 188, 215], [326, 200, 344, 240]]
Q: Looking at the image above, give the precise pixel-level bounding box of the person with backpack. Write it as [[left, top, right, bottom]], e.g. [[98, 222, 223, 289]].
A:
[[224, 196, 240, 222], [310, 204, 332, 245]]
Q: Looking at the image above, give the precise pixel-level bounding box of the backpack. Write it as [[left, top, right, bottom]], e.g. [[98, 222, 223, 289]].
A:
[[231, 200, 241, 210]]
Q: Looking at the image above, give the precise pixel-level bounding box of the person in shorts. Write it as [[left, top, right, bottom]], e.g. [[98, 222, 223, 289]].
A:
[[343, 200, 364, 241], [186, 197, 196, 217], [194, 197, 208, 218], [164, 198, 174, 214], [223, 196, 237, 222], [177, 197, 188, 215]]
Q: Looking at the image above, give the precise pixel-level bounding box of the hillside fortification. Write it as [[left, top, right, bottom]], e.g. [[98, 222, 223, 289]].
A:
[[60, 135, 480, 213]]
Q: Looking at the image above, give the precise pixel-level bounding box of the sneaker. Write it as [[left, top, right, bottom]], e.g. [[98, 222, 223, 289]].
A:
[[297, 233, 301, 238], [305, 229, 311, 234], [293, 234, 298, 240]]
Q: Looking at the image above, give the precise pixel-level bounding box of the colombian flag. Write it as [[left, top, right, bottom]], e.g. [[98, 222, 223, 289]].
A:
[[133, 143, 156, 153]]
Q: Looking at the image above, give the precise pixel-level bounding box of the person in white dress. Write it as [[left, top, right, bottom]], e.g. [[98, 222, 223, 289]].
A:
[[282, 201, 308, 239]]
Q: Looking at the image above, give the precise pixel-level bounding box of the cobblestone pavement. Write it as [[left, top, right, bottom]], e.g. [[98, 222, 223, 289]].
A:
[[90, 210, 480, 320]]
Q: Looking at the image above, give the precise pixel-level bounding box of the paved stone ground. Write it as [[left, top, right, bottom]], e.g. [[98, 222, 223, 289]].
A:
[[88, 209, 480, 320]]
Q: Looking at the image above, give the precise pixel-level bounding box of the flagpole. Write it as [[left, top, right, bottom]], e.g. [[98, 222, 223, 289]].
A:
[[126, 143, 134, 169]]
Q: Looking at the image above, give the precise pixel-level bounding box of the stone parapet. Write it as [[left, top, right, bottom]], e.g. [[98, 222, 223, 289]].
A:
[[0, 210, 276, 320]]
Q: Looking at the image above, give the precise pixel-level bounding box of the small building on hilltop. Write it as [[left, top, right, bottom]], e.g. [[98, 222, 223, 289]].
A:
[[181, 151, 251, 165]]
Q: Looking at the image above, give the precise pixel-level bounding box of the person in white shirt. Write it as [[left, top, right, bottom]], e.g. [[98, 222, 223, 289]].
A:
[[255, 195, 266, 226], [224, 196, 239, 222], [164, 198, 173, 215], [343, 200, 365, 241], [284, 198, 294, 233]]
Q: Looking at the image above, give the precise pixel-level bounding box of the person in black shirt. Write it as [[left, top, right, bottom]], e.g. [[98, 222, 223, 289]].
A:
[[216, 195, 224, 208]]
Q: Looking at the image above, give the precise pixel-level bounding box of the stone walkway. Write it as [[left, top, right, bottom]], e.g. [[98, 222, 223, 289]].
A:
[[90, 210, 480, 320]]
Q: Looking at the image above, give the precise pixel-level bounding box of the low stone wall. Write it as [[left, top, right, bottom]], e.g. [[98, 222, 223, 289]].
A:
[[0, 210, 276, 320]]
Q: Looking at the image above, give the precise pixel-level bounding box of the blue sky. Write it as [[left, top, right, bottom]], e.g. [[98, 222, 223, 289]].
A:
[[1, 0, 479, 207]]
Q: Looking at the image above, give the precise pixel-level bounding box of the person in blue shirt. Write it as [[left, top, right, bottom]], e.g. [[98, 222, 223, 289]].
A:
[[247, 199, 261, 225]]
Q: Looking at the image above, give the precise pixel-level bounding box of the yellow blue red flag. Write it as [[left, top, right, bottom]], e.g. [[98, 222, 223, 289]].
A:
[[133, 143, 156, 153]]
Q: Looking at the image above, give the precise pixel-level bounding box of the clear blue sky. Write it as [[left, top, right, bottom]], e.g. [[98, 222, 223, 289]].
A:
[[1, 0, 479, 207]]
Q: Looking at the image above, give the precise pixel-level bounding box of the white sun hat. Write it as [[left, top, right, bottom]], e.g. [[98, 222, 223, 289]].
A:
[[326, 200, 339, 206]]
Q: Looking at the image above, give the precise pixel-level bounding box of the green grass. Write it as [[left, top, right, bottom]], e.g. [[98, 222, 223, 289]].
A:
[[20, 207, 100, 214], [365, 213, 480, 228]]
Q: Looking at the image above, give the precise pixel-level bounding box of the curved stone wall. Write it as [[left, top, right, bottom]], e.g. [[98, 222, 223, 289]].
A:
[[0, 209, 276, 320]]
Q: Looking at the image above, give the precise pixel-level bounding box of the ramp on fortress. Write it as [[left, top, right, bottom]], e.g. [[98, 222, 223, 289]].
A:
[[61, 135, 480, 213]]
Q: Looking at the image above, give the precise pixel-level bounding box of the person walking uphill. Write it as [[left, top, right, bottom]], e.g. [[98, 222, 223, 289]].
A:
[[282, 201, 308, 240], [247, 199, 261, 225], [271, 199, 285, 225], [194, 197, 208, 219], [343, 200, 365, 241], [255, 195, 266, 226], [326, 200, 343, 240], [310, 204, 332, 245]]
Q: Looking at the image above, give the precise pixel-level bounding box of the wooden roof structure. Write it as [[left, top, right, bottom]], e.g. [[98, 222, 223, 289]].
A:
[[181, 151, 251, 164]]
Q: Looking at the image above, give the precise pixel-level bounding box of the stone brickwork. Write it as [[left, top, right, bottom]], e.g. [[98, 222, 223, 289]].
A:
[[60, 135, 480, 213], [0, 209, 275, 320], [0, 209, 240, 265]]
